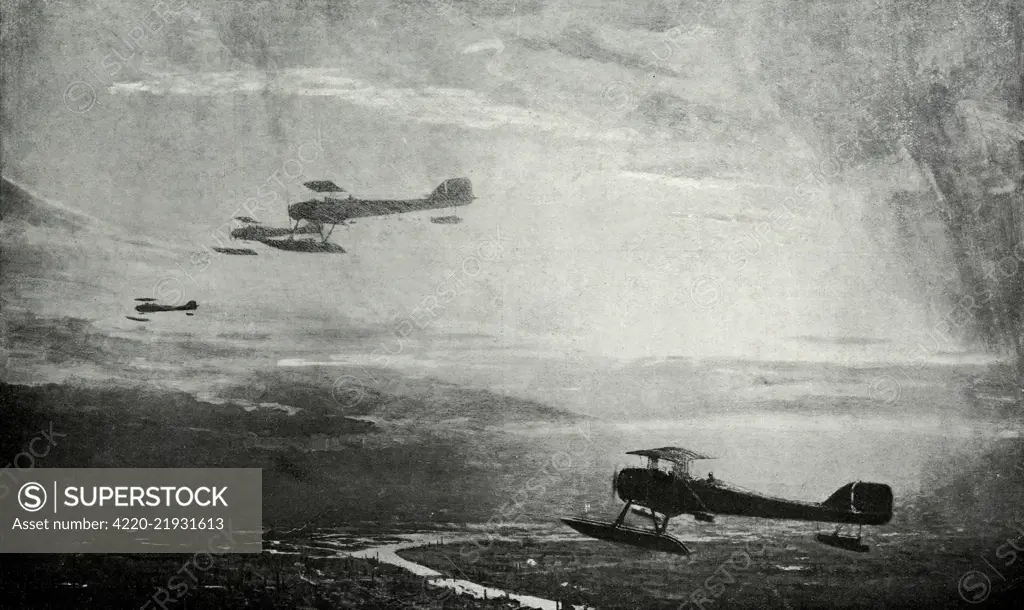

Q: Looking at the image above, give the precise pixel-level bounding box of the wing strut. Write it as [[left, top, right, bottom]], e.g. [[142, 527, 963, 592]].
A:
[[613, 501, 632, 527]]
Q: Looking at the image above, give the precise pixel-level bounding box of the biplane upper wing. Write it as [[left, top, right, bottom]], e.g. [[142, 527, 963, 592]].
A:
[[626, 447, 716, 464], [304, 180, 346, 193]]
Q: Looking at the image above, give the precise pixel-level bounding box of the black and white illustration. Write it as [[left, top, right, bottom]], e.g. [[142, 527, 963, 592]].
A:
[[2, 1, 1022, 608]]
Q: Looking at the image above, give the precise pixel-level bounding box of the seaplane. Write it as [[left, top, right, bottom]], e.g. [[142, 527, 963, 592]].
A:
[[126, 299, 198, 322], [135, 300, 198, 314], [286, 178, 476, 244], [561, 446, 893, 556]]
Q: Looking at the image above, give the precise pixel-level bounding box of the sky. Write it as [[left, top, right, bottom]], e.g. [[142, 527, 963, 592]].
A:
[[1, 0, 998, 409]]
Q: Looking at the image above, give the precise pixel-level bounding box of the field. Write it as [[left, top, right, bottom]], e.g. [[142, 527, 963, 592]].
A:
[[3, 520, 1023, 609], [0, 550, 524, 610], [401, 529, 1024, 609]]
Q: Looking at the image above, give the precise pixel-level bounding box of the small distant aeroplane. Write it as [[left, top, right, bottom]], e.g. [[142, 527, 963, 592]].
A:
[[286, 178, 476, 244], [134, 300, 198, 314], [562, 446, 893, 555]]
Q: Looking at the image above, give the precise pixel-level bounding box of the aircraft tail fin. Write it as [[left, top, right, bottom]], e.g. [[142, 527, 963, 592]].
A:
[[822, 481, 893, 518], [428, 178, 475, 204]]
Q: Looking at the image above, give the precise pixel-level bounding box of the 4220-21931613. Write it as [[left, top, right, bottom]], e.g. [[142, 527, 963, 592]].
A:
[[111, 517, 226, 531]]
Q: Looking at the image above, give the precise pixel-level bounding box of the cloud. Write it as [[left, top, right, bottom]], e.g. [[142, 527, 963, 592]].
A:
[[109, 67, 637, 141]]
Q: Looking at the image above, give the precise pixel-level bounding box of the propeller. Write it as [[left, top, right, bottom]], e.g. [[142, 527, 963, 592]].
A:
[[611, 467, 621, 504]]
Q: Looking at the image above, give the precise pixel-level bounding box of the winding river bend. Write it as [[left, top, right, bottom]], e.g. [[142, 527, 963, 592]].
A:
[[347, 535, 562, 610], [272, 531, 567, 609]]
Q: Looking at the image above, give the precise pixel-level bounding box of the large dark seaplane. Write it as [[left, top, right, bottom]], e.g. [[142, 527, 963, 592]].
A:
[[288, 178, 474, 243], [562, 447, 893, 556], [125, 298, 199, 322], [230, 178, 476, 252]]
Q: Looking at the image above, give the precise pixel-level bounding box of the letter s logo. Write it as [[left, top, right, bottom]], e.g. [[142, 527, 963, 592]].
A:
[[958, 570, 991, 604], [18, 482, 47, 512]]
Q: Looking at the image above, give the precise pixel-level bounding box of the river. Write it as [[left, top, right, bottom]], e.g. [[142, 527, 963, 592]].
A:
[[274, 530, 593, 610]]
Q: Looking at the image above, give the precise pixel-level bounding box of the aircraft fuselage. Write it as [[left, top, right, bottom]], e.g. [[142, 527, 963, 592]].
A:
[[288, 177, 476, 225], [135, 300, 198, 313], [288, 196, 472, 224], [615, 467, 893, 526]]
